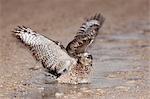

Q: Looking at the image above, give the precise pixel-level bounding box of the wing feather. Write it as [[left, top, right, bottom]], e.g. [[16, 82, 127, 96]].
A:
[[12, 26, 76, 78], [66, 13, 105, 57]]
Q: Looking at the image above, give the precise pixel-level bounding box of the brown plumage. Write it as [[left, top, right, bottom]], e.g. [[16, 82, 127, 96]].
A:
[[12, 13, 105, 84], [66, 13, 105, 58]]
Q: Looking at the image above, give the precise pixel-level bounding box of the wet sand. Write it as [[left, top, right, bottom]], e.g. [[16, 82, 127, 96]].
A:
[[0, 0, 150, 98]]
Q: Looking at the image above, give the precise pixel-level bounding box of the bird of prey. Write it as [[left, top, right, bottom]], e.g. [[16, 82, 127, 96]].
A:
[[12, 13, 105, 84]]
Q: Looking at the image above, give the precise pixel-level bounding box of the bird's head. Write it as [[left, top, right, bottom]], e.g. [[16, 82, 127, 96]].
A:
[[77, 53, 93, 66]]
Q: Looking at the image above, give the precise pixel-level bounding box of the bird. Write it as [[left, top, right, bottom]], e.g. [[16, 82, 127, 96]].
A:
[[12, 13, 105, 84]]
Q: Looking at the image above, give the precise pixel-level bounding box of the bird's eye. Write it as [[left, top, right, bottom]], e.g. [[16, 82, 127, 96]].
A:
[[87, 55, 93, 59]]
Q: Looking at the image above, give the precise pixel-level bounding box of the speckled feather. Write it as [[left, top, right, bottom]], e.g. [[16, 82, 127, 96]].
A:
[[13, 26, 76, 78], [66, 13, 105, 57], [12, 13, 105, 84]]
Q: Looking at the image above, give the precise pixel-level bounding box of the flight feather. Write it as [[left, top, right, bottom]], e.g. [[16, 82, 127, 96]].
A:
[[66, 13, 105, 57]]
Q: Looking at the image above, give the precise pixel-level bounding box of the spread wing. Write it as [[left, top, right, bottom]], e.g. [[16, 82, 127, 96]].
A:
[[12, 26, 76, 78], [66, 13, 105, 57]]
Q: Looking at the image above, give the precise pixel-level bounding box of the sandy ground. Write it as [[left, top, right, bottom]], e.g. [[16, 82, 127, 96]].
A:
[[0, 0, 150, 99]]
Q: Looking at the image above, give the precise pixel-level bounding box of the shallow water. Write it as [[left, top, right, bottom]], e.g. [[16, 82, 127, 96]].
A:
[[1, 24, 149, 99], [0, 0, 149, 98], [7, 32, 149, 99]]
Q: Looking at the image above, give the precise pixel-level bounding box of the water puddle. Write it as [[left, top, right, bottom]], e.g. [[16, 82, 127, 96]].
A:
[[9, 32, 149, 98]]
